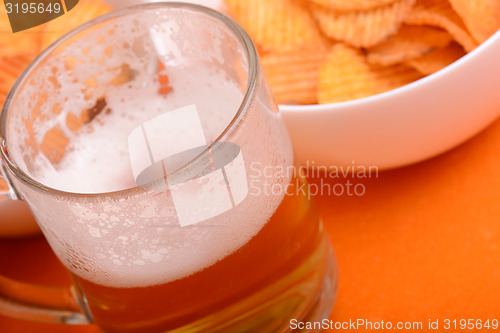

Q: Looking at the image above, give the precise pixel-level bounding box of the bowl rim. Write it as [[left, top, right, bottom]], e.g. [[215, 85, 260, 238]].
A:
[[279, 28, 500, 113]]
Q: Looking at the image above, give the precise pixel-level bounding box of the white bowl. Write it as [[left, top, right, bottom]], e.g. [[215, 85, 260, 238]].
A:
[[280, 30, 500, 170], [109, 0, 500, 171]]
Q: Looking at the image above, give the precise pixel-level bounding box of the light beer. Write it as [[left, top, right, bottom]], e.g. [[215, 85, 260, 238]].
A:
[[77, 177, 330, 332]]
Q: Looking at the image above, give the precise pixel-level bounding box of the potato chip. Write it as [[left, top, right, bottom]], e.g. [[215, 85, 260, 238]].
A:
[[157, 60, 173, 96], [367, 25, 452, 66], [407, 42, 466, 75], [108, 64, 136, 87], [311, 0, 416, 48], [40, 127, 69, 164], [448, 0, 500, 44], [225, 0, 327, 52], [404, 0, 478, 52], [309, 0, 398, 12], [66, 113, 83, 132], [318, 44, 422, 103], [40, 0, 113, 50], [0, 55, 33, 104], [81, 97, 108, 124], [262, 49, 328, 105]]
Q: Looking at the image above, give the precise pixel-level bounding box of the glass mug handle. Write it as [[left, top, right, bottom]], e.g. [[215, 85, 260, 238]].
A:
[[0, 164, 90, 325], [0, 166, 14, 202]]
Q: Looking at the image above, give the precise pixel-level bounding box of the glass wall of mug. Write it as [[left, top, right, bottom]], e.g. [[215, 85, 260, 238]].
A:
[[0, 3, 337, 332]]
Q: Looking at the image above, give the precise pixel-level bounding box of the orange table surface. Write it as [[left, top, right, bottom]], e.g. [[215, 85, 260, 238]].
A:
[[2, 116, 500, 333]]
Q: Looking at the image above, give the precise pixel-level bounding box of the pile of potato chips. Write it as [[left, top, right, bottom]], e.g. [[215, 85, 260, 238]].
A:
[[2, 0, 499, 107], [0, 0, 112, 106], [225, 0, 500, 104]]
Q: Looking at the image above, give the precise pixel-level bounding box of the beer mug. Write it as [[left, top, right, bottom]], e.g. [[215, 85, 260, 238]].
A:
[[0, 3, 337, 332]]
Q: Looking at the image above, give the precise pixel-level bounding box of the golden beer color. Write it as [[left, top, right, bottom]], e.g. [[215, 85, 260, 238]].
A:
[[77, 177, 330, 332]]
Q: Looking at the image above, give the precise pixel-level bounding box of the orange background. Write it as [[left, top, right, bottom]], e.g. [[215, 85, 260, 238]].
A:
[[2, 115, 500, 332]]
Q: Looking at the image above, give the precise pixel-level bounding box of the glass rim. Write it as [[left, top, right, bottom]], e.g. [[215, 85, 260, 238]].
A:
[[0, 1, 259, 198]]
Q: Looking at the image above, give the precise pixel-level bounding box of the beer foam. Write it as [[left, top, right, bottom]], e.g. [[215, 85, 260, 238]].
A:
[[28, 76, 294, 288], [8, 7, 294, 288], [33, 65, 242, 193]]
